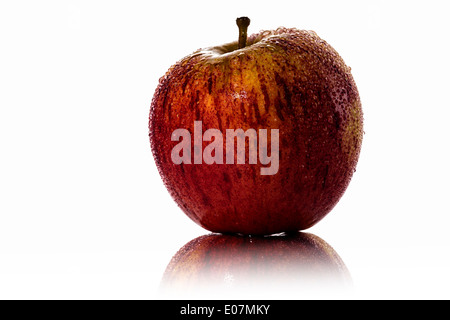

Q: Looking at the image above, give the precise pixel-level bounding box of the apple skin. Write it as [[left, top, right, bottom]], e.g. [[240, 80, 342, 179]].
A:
[[149, 27, 363, 235], [160, 232, 351, 295]]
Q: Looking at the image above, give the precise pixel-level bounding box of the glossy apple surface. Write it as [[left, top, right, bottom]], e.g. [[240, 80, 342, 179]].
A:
[[160, 232, 351, 297], [149, 24, 363, 235]]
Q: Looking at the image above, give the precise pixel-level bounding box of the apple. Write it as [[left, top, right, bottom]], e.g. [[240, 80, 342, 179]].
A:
[[160, 232, 352, 296], [149, 17, 363, 235]]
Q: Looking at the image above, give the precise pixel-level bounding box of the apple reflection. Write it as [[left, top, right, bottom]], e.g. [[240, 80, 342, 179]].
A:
[[159, 232, 352, 299]]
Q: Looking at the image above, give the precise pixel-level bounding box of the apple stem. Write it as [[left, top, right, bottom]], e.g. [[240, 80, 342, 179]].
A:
[[236, 17, 250, 49]]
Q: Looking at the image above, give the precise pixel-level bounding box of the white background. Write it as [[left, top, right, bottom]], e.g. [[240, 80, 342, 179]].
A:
[[1, 0, 449, 299]]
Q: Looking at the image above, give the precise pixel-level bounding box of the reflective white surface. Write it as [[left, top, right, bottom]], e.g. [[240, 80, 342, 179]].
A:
[[159, 232, 353, 299], [1, 0, 450, 299]]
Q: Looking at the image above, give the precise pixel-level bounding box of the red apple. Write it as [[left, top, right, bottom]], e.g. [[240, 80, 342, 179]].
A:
[[149, 17, 363, 235], [160, 232, 352, 296]]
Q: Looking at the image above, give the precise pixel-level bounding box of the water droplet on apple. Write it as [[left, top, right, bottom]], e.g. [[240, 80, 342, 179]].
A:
[[328, 115, 333, 124]]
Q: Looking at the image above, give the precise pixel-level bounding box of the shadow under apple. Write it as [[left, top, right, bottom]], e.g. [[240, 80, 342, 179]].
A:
[[159, 232, 352, 299]]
